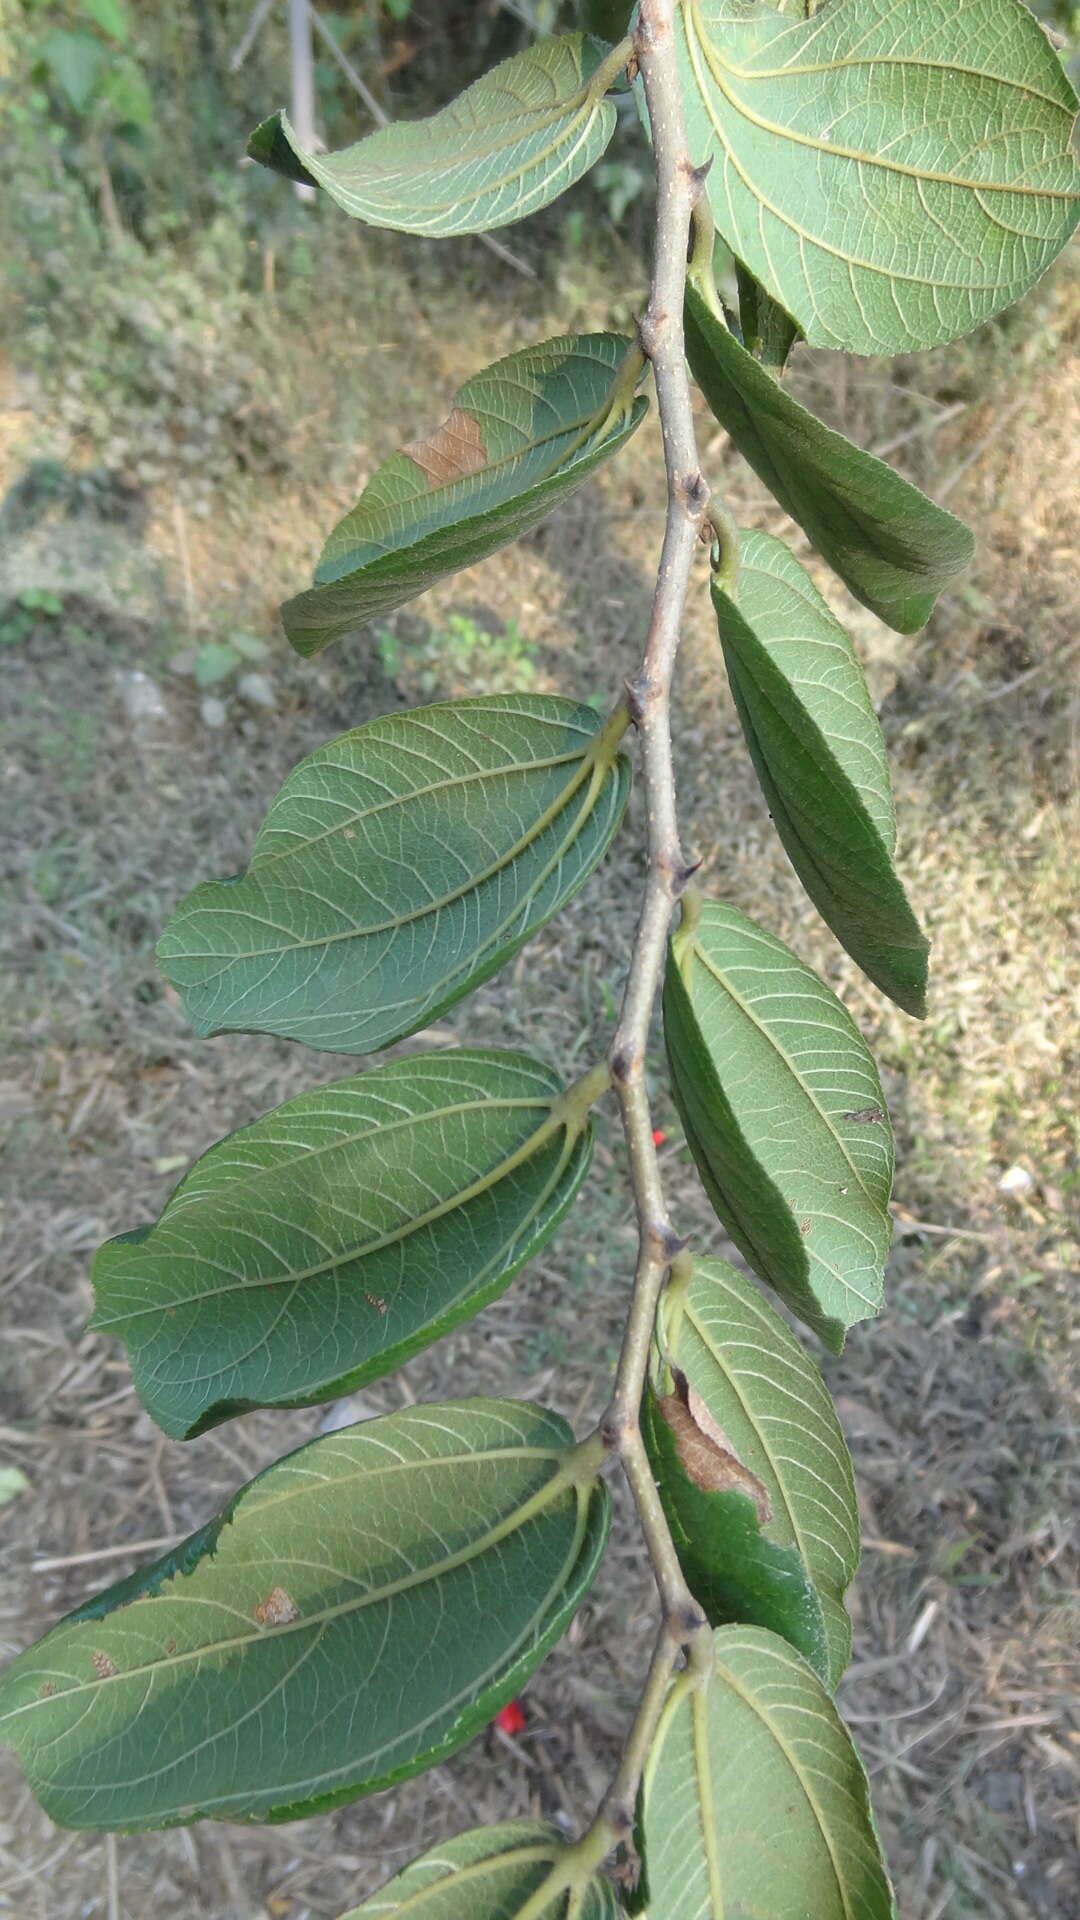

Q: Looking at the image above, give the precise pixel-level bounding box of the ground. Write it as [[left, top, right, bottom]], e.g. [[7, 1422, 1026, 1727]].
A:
[[0, 221, 1077, 1920]]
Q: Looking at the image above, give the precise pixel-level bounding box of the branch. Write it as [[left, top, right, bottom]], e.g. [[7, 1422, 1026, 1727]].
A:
[[593, 0, 714, 1840]]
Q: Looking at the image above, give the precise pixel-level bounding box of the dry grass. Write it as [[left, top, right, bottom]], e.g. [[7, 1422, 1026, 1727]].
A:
[[0, 231, 1077, 1918]]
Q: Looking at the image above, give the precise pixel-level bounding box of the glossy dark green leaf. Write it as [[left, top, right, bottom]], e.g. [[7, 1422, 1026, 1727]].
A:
[[279, 335, 646, 656], [664, 900, 894, 1350], [674, 0, 1080, 353], [91, 1051, 598, 1440], [0, 1401, 608, 1831], [652, 1257, 859, 1687], [157, 695, 630, 1055], [341, 1819, 623, 1918], [643, 1380, 829, 1681], [686, 282, 974, 633], [249, 35, 622, 236], [640, 1627, 895, 1919], [712, 529, 929, 1015]]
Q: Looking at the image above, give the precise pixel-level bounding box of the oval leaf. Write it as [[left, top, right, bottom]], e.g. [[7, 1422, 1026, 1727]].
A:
[[664, 899, 894, 1350], [643, 1379, 829, 1681], [157, 695, 630, 1055], [91, 1051, 598, 1440], [341, 1819, 622, 1918], [248, 34, 621, 237], [0, 1401, 608, 1831], [712, 529, 929, 1015], [686, 282, 974, 633], [674, 0, 1080, 353], [640, 1626, 895, 1919], [279, 335, 646, 655], [654, 1256, 859, 1686]]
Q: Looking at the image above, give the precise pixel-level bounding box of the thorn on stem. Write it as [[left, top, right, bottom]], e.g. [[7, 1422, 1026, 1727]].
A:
[[675, 855, 703, 893]]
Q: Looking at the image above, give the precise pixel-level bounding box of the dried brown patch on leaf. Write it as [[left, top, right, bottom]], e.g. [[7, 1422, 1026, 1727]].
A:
[[844, 1107, 886, 1125], [92, 1651, 117, 1680], [253, 1585, 300, 1627], [659, 1370, 772, 1524], [403, 407, 487, 486]]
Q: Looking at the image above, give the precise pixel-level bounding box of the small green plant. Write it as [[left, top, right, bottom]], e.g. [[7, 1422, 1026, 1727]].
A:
[[377, 612, 540, 700], [0, 587, 63, 647], [2, 4, 1077, 1915]]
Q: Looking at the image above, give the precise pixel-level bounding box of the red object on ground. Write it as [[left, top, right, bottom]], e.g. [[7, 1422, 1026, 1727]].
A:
[[652, 1129, 667, 1147], [493, 1699, 527, 1736]]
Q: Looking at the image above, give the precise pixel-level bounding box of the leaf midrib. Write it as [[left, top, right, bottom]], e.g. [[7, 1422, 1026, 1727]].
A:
[[688, 0, 1077, 198], [362, 1841, 562, 1917], [690, 929, 886, 1214], [246, 741, 587, 874], [334, 102, 608, 222], [7, 1460, 581, 1712], [169, 740, 614, 960], [711, 1641, 859, 1919], [327, 375, 630, 564], [97, 1093, 565, 1323]]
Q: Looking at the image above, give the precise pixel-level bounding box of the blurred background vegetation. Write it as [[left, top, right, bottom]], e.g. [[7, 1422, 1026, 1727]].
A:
[[0, 6, 1078, 1919]]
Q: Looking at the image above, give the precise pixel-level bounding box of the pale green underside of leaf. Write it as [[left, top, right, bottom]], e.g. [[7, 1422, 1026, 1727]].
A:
[[713, 529, 929, 1015], [685, 283, 974, 631], [675, 0, 1080, 353], [157, 695, 629, 1055], [641, 1626, 895, 1919], [248, 34, 617, 236], [91, 1051, 592, 1440], [282, 334, 646, 655], [342, 1818, 622, 1918], [664, 901, 894, 1349], [0, 1401, 608, 1832], [660, 1257, 858, 1687]]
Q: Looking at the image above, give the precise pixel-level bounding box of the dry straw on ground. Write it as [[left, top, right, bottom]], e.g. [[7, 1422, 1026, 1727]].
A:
[[1, 239, 1077, 1919]]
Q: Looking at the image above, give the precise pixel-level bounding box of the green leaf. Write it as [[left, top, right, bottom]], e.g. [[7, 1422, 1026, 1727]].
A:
[[80, 0, 131, 43], [664, 899, 894, 1350], [640, 1626, 895, 1919], [643, 1380, 829, 1681], [157, 694, 630, 1055], [685, 281, 974, 632], [91, 1050, 597, 1440], [734, 262, 798, 375], [37, 29, 105, 112], [100, 60, 153, 129], [0, 1401, 608, 1831], [340, 1819, 622, 1918], [652, 1256, 859, 1687], [578, 2, 634, 44], [280, 334, 646, 656], [711, 529, 929, 1016], [248, 33, 621, 236], [192, 641, 241, 688], [673, 0, 1080, 353]]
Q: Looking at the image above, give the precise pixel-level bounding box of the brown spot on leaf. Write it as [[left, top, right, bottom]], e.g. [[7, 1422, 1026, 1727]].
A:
[[800, 1218, 812, 1235], [39, 1682, 56, 1697], [92, 1651, 117, 1680], [658, 1373, 772, 1525], [403, 407, 487, 486], [844, 1107, 885, 1124], [364, 1292, 388, 1314], [254, 1585, 300, 1627], [166, 1639, 178, 1655]]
